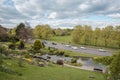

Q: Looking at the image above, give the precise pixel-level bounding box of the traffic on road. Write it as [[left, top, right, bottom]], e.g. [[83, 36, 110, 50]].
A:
[[44, 41, 111, 56]]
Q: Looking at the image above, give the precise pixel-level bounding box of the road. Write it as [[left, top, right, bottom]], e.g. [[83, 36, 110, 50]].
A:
[[44, 41, 111, 56]]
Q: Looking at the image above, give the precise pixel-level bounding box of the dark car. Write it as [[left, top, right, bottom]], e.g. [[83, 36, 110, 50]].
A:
[[52, 42, 57, 45]]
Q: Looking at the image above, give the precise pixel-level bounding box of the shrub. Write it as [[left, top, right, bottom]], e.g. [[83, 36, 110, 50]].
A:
[[33, 39, 43, 51], [57, 50, 64, 56], [56, 60, 64, 65], [0, 45, 7, 54], [24, 53, 30, 58], [17, 40, 25, 49], [64, 54, 69, 57], [0, 54, 3, 67], [71, 58, 77, 63], [8, 42, 16, 49]]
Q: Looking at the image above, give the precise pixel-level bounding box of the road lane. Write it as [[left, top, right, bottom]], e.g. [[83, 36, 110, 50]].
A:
[[45, 41, 111, 56]]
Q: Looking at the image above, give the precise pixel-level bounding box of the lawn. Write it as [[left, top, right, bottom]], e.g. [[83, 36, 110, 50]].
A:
[[0, 59, 106, 80], [64, 50, 104, 57]]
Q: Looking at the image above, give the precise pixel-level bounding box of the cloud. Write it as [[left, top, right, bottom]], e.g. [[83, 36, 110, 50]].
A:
[[48, 12, 57, 19], [0, 0, 120, 28], [108, 13, 120, 18], [79, 4, 90, 11]]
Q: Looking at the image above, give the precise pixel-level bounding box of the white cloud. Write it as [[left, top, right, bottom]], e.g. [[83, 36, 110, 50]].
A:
[[108, 13, 120, 18], [0, 0, 120, 29], [79, 3, 89, 11], [0, 17, 3, 21], [48, 12, 57, 19]]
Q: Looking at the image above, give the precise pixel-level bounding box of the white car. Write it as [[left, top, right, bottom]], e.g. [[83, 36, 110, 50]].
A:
[[72, 46, 78, 50], [98, 49, 106, 52], [80, 46, 86, 50], [65, 45, 70, 47]]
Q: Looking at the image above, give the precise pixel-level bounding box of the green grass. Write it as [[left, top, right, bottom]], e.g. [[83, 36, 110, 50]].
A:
[[0, 59, 106, 80], [64, 50, 104, 57], [50, 36, 72, 44]]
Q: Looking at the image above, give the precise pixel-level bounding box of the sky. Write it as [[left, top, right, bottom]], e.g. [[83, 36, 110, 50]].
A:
[[0, 0, 120, 29]]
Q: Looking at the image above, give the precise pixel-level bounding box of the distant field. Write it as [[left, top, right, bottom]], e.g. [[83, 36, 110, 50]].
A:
[[64, 50, 104, 57], [0, 59, 106, 80], [50, 36, 72, 44]]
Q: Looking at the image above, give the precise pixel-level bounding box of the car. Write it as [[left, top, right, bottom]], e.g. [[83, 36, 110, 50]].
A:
[[98, 49, 106, 52], [52, 42, 57, 45], [65, 44, 70, 47], [93, 68, 103, 72], [71, 46, 78, 50], [80, 46, 86, 49]]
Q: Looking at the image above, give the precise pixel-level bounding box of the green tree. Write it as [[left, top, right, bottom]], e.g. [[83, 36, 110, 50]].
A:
[[71, 25, 83, 44], [101, 25, 113, 47], [54, 28, 64, 36], [94, 56, 113, 65], [81, 25, 93, 45], [34, 24, 53, 40], [115, 25, 120, 48], [92, 28, 101, 46], [110, 53, 120, 80], [33, 39, 43, 51]]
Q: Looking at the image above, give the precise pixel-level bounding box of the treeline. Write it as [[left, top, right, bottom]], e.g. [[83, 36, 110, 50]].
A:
[[0, 23, 72, 41], [0, 23, 33, 42], [1, 23, 120, 49], [34, 24, 72, 39], [72, 25, 120, 48]]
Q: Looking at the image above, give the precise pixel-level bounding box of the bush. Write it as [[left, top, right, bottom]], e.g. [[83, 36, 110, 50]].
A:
[[57, 50, 64, 56], [8, 42, 16, 49], [0, 45, 7, 53], [24, 53, 30, 58], [71, 58, 77, 63], [64, 54, 69, 57], [0, 54, 3, 66], [56, 60, 64, 65], [17, 40, 25, 49], [33, 39, 43, 51]]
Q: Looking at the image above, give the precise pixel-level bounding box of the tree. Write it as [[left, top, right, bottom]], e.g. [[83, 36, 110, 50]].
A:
[[81, 25, 93, 45], [15, 23, 33, 41], [33, 39, 43, 51], [115, 25, 120, 48], [71, 25, 83, 44], [0, 25, 9, 41], [110, 53, 120, 80], [34, 24, 53, 40], [92, 28, 101, 46], [94, 56, 113, 65], [54, 28, 64, 36], [101, 25, 113, 47]]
